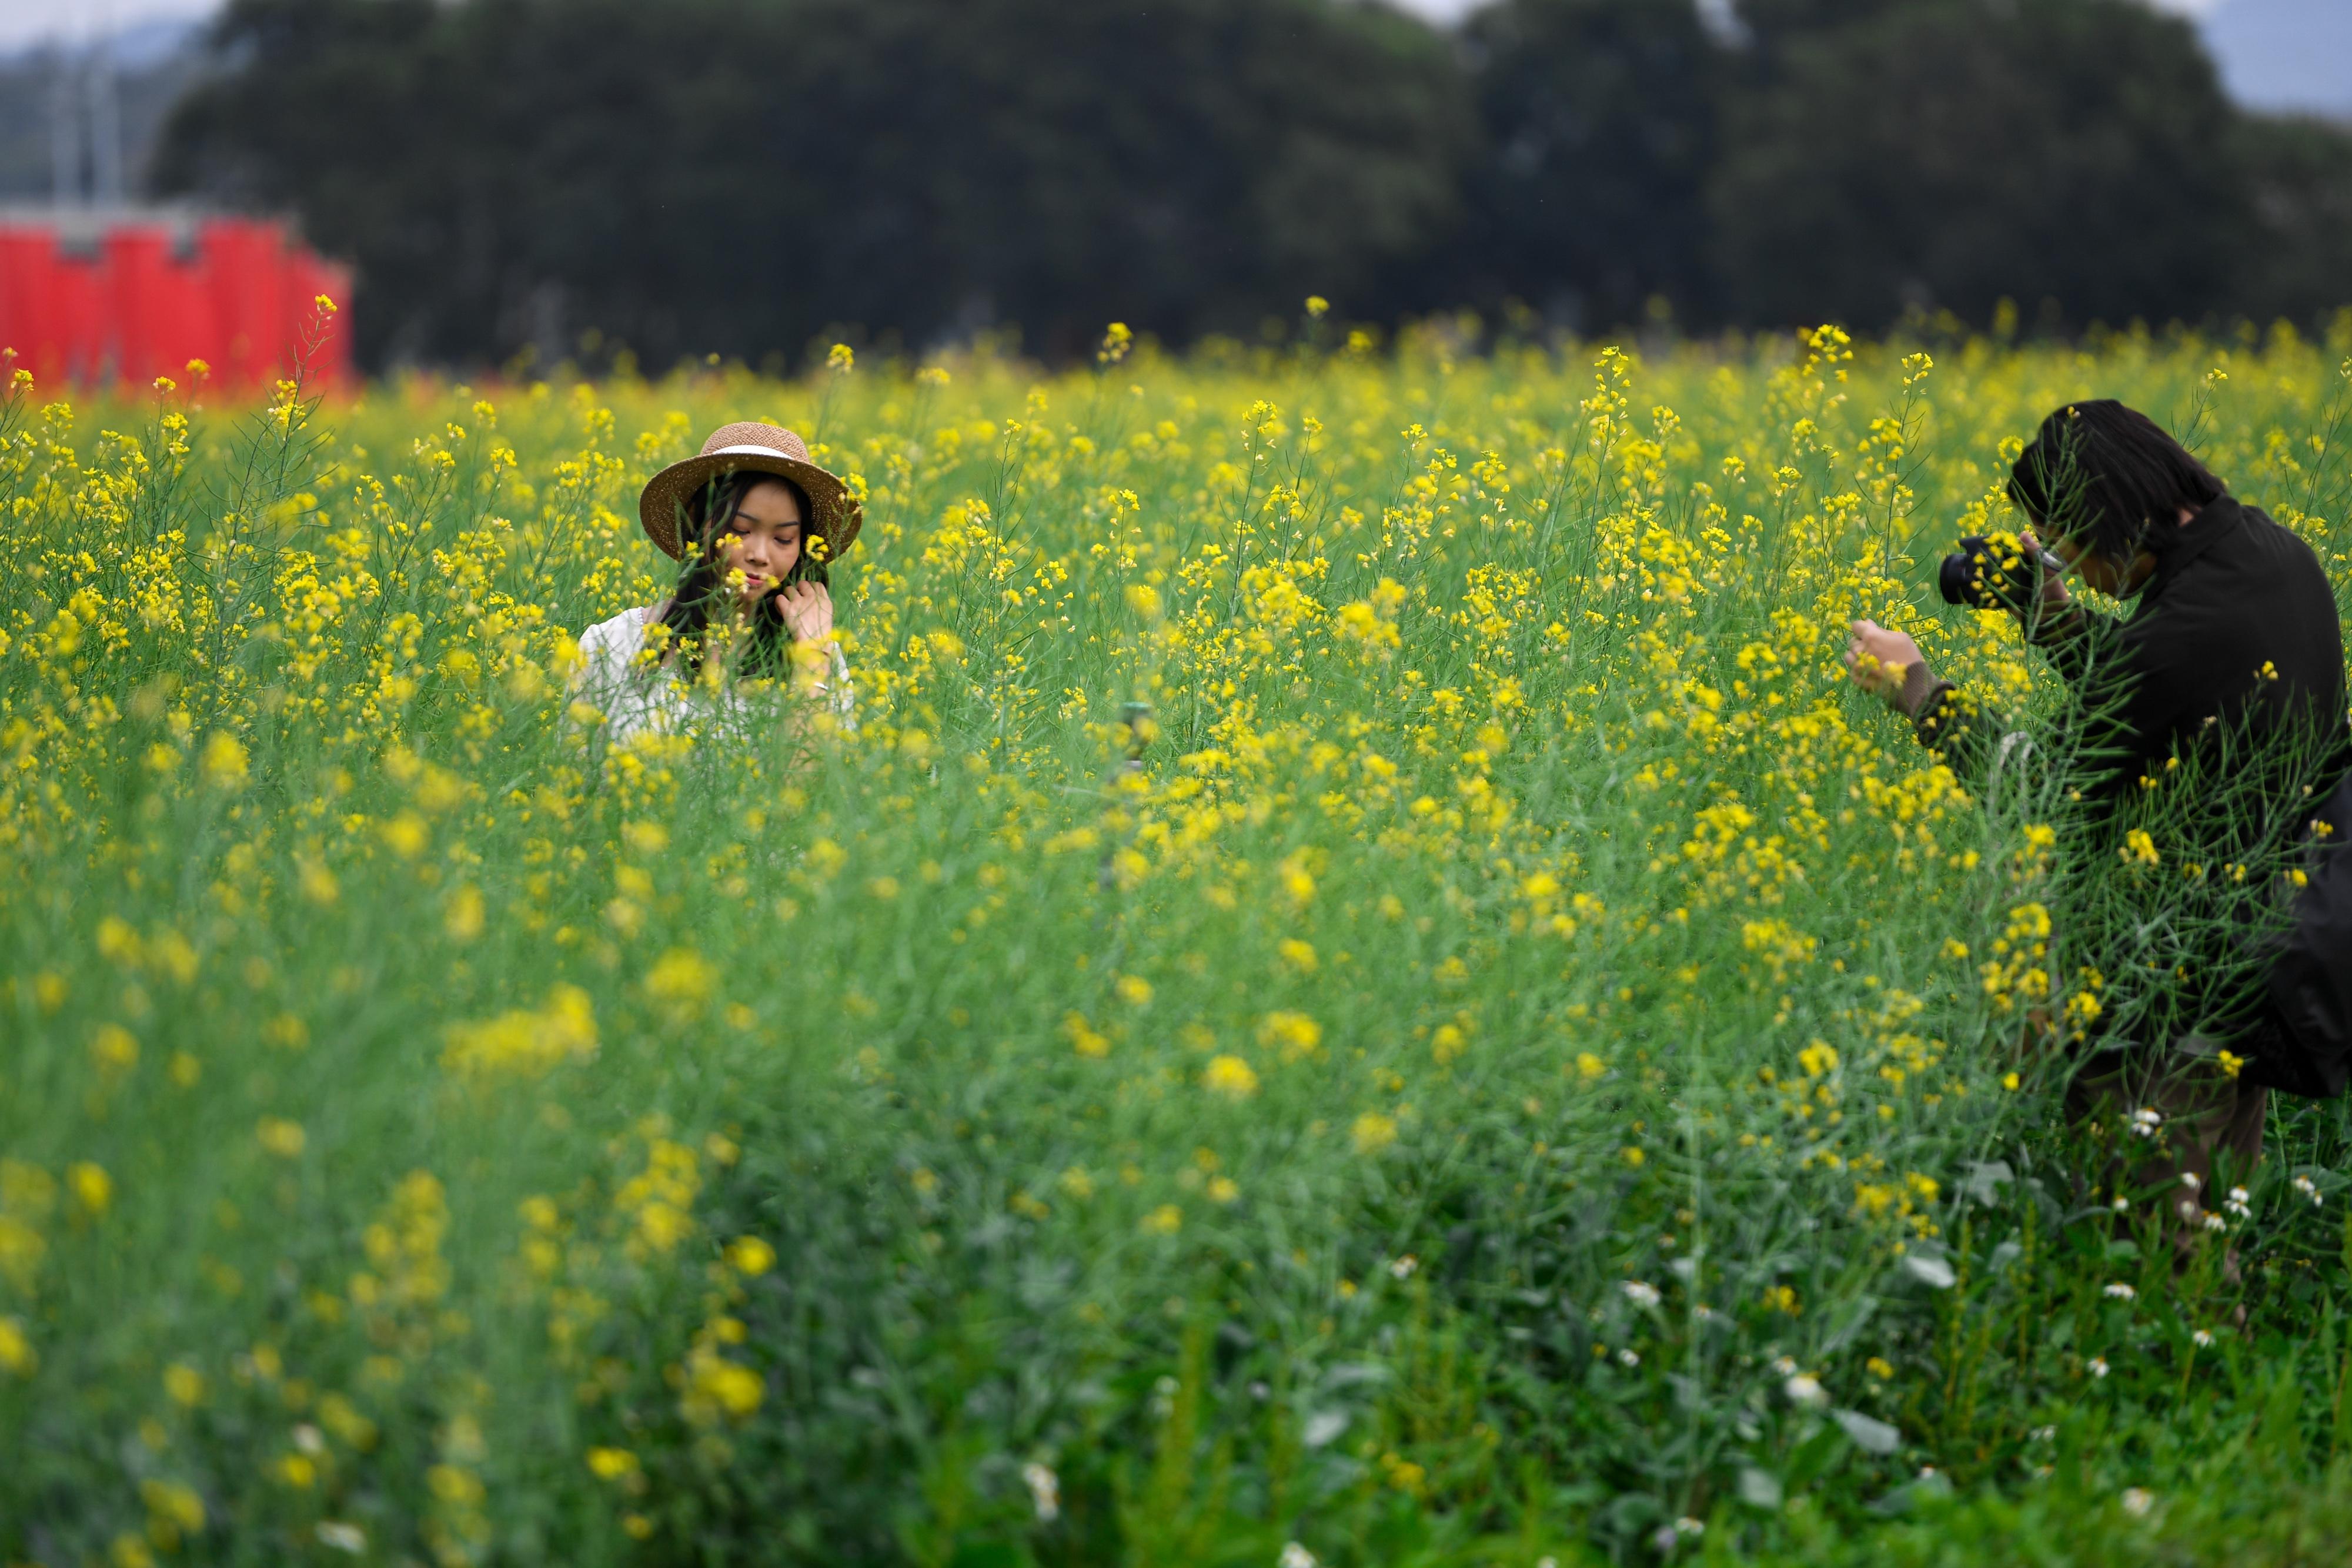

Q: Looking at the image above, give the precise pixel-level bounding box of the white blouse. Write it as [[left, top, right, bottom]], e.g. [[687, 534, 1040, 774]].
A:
[[573, 605, 854, 745]]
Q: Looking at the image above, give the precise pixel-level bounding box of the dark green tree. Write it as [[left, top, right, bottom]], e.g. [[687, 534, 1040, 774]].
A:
[[158, 0, 1473, 370], [153, 0, 2352, 361], [1704, 0, 2247, 331], [2232, 115, 2352, 330], [1726, 0, 1903, 49], [1452, 0, 1730, 332]]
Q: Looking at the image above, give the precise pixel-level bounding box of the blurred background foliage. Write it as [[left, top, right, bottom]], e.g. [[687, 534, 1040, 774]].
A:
[[111, 0, 2352, 373]]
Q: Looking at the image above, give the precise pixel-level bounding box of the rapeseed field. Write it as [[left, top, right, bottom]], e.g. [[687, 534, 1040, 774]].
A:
[[8, 313, 2352, 1564]]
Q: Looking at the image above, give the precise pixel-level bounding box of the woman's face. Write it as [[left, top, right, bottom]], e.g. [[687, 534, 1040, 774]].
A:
[[720, 479, 804, 613], [2045, 530, 2134, 596], [2040, 509, 2186, 599]]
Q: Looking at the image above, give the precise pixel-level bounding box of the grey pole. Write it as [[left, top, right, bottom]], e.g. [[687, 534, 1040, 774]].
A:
[[91, 35, 125, 206], [51, 48, 85, 205]]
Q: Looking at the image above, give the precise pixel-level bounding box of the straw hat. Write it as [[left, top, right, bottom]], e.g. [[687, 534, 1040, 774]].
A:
[[637, 422, 862, 562]]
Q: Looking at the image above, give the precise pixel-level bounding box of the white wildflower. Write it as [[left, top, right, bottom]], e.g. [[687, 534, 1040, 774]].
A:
[[2129, 1108, 2163, 1138], [2192, 1329, 2215, 1348], [1618, 1348, 1641, 1368], [2089, 1358, 2110, 1378], [2103, 1282, 2136, 1300], [316, 1523, 367, 1555], [2226, 1187, 2252, 1219], [1388, 1254, 1418, 1280], [1784, 1373, 1828, 1408], [1023, 1461, 1060, 1522], [2121, 1487, 2154, 1517], [1279, 1543, 1318, 1568], [2202, 1211, 2227, 1232], [2295, 1174, 2323, 1206], [1622, 1280, 1661, 1309]]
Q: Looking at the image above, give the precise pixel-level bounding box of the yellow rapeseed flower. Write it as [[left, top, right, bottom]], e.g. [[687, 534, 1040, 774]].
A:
[[140, 1477, 205, 1540], [68, 1161, 112, 1216], [199, 734, 248, 786], [444, 884, 485, 941], [685, 1352, 764, 1422], [256, 1119, 307, 1159], [725, 1236, 776, 1276], [1065, 1012, 1111, 1059], [645, 950, 716, 1015], [1257, 1011, 1321, 1059], [89, 1023, 139, 1083], [587, 1446, 640, 1480], [380, 811, 429, 858], [163, 1363, 205, 1406], [0, 1315, 35, 1376], [1202, 1055, 1259, 1099], [443, 987, 598, 1082]]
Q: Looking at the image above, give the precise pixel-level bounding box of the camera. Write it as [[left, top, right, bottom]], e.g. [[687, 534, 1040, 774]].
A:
[[1937, 533, 2061, 611]]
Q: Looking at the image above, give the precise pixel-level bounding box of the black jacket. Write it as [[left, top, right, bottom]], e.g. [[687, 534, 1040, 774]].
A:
[[1913, 496, 2346, 805], [1908, 496, 2349, 1087]]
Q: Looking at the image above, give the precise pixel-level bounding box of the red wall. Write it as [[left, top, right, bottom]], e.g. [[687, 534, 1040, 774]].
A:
[[0, 214, 353, 394]]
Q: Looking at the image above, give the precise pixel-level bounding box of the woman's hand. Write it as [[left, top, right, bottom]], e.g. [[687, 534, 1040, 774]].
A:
[[1845, 618, 1924, 707], [777, 581, 834, 646]]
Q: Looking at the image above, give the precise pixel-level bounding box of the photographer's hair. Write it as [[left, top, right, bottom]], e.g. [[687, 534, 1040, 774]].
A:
[[654, 470, 826, 680], [2007, 401, 2224, 566]]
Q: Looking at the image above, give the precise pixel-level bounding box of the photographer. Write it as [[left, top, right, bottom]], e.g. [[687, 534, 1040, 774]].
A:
[[1843, 402, 2347, 1244]]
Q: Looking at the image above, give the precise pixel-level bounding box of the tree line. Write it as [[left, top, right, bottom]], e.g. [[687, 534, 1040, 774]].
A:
[[155, 0, 2352, 371]]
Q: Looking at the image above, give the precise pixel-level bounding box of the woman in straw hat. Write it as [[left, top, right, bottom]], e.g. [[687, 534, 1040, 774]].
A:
[[573, 422, 861, 744]]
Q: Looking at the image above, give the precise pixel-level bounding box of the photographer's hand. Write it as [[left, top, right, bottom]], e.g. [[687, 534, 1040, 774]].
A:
[[1845, 619, 1937, 716]]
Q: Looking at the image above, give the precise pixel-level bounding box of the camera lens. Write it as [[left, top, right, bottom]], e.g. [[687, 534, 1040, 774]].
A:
[[1936, 552, 1973, 606]]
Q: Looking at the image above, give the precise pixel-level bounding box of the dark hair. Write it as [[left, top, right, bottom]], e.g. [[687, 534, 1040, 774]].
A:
[[2007, 400, 2224, 566], [653, 470, 826, 680]]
